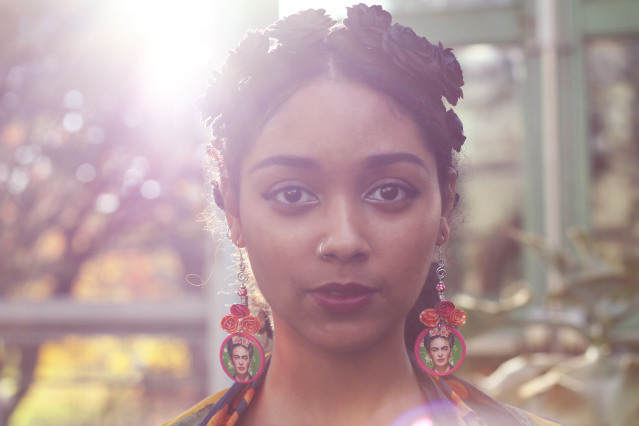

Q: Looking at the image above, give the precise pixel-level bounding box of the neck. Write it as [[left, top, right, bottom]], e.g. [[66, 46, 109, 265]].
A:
[[433, 364, 450, 373], [236, 371, 250, 381], [247, 314, 424, 426]]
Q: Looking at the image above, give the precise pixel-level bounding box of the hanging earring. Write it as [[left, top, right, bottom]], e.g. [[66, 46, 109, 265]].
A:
[[414, 248, 467, 376], [219, 245, 266, 383]]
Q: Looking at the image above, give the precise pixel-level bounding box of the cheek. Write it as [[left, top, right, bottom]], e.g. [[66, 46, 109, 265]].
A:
[[370, 207, 440, 299], [238, 195, 311, 302]]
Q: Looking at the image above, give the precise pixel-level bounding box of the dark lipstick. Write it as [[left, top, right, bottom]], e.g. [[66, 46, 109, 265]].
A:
[[309, 283, 377, 314]]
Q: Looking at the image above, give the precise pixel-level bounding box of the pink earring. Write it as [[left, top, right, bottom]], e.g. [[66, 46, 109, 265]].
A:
[[219, 242, 265, 383], [414, 248, 467, 376]]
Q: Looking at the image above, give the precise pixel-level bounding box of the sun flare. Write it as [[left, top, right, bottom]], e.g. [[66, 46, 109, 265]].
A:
[[116, 0, 215, 96]]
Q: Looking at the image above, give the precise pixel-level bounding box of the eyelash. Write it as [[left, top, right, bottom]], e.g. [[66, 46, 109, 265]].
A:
[[364, 182, 418, 204], [264, 182, 418, 207], [264, 186, 318, 206]]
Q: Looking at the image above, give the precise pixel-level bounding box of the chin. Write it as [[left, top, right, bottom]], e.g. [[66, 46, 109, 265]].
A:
[[303, 320, 395, 353]]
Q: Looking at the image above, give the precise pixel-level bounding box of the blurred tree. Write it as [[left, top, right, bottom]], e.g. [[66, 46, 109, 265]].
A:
[[0, 0, 210, 422]]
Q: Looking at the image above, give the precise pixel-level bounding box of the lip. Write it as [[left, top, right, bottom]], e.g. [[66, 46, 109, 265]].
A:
[[309, 282, 378, 314]]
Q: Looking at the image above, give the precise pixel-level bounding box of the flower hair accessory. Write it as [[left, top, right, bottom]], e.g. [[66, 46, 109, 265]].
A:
[[196, 29, 270, 128], [267, 8, 337, 47], [342, 4, 392, 49], [197, 3, 468, 181], [344, 3, 464, 107], [428, 326, 451, 338], [231, 335, 251, 348]]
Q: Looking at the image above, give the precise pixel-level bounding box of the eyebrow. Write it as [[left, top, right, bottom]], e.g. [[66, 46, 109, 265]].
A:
[[250, 155, 320, 173], [363, 152, 426, 169], [249, 152, 427, 173]]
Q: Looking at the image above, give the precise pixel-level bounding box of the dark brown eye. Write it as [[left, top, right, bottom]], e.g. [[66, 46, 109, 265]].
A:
[[365, 182, 417, 205], [379, 185, 399, 200], [269, 186, 317, 205], [283, 188, 302, 203]]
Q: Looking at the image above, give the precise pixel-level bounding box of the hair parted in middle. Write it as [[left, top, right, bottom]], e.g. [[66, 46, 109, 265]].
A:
[[424, 327, 456, 352], [197, 3, 466, 350], [227, 336, 255, 362]]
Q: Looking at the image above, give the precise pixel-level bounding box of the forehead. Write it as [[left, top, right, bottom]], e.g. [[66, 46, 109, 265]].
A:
[[232, 346, 249, 355], [430, 337, 449, 347], [243, 79, 433, 171]]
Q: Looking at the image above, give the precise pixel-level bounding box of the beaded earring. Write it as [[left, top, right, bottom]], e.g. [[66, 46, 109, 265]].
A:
[[219, 237, 266, 383], [414, 248, 467, 376]]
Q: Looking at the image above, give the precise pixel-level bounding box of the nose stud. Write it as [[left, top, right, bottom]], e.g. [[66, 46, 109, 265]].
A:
[[319, 242, 328, 258]]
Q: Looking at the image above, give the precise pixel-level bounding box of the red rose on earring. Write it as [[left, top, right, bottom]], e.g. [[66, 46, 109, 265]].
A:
[[419, 309, 440, 327], [230, 304, 250, 319], [239, 315, 261, 334], [448, 308, 467, 326], [221, 314, 239, 333], [436, 300, 456, 318]]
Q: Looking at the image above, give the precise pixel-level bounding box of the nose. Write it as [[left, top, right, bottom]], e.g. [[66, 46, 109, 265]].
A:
[[318, 196, 371, 263]]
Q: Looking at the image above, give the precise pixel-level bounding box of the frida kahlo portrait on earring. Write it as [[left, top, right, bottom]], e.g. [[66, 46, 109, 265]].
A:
[[419, 325, 465, 376], [160, 4, 562, 426], [222, 335, 256, 382]]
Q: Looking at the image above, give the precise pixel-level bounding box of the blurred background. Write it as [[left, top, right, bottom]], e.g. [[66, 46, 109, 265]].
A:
[[0, 0, 638, 425]]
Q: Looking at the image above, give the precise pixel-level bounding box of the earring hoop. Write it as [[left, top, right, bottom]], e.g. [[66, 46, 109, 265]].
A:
[[414, 245, 468, 376], [218, 245, 265, 384]]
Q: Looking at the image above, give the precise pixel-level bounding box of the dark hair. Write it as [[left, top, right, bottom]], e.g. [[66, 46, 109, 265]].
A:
[[424, 330, 455, 353], [227, 339, 254, 364], [198, 4, 466, 351]]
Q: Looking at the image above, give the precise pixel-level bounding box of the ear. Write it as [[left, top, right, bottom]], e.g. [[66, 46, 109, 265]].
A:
[[220, 179, 245, 248], [437, 167, 458, 246]]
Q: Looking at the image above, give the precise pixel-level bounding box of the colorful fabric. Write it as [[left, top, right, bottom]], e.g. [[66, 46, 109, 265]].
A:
[[160, 353, 561, 426]]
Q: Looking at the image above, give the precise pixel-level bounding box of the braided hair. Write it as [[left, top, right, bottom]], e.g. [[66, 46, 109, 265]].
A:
[[197, 4, 466, 350]]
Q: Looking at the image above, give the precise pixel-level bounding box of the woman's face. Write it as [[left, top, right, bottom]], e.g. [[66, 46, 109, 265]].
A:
[[428, 337, 451, 368], [231, 345, 251, 376], [228, 79, 453, 352]]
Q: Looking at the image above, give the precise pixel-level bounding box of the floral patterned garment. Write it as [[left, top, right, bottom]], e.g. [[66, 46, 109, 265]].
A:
[[160, 354, 561, 426]]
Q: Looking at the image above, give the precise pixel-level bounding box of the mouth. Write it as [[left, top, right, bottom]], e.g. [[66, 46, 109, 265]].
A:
[[309, 282, 378, 314]]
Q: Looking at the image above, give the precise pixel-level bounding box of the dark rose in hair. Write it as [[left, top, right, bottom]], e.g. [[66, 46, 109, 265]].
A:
[[435, 43, 464, 106], [225, 30, 270, 76], [343, 3, 392, 49], [196, 70, 230, 126], [196, 30, 269, 126], [445, 109, 466, 152], [268, 9, 337, 46], [382, 24, 440, 78]]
